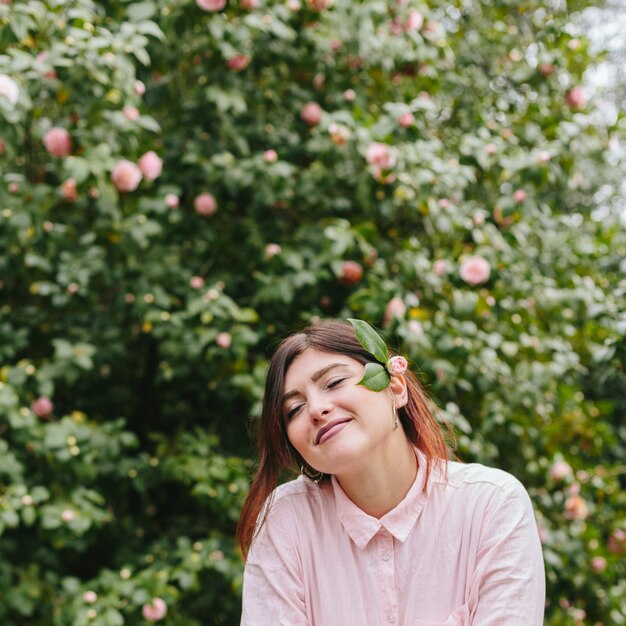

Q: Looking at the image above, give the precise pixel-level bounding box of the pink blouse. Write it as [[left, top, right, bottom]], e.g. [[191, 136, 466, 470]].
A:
[[241, 456, 545, 625]]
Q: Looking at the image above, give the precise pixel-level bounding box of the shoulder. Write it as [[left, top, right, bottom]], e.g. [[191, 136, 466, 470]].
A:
[[262, 476, 330, 523]]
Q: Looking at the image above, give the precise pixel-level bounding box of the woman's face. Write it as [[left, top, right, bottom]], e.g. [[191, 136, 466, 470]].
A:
[[282, 348, 407, 477]]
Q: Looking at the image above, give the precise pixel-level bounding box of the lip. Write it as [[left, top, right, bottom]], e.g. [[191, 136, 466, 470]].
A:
[[315, 418, 353, 445]]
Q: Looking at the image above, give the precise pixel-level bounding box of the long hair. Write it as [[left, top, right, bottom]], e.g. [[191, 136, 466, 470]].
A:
[[236, 319, 453, 559]]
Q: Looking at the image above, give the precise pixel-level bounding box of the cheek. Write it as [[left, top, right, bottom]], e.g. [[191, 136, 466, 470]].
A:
[[286, 419, 308, 449]]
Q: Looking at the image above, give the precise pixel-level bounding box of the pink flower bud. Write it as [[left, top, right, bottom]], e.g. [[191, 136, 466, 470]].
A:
[[216, 332, 232, 349], [514, 189, 526, 202], [241, 0, 258, 8], [138, 151, 163, 181], [263, 149, 278, 163], [300, 102, 323, 126], [287, 0, 301, 11], [61, 178, 78, 202], [8, 182, 19, 194], [265, 243, 282, 258], [386, 355, 408, 376], [0, 74, 19, 106], [590, 556, 607, 573], [339, 260, 363, 286], [111, 160, 143, 192], [485, 143, 497, 155], [565, 86, 585, 110], [196, 0, 226, 10], [306, 0, 332, 9], [32, 396, 54, 418], [165, 194, 179, 209], [134, 80, 146, 95], [564, 494, 588, 520], [459, 256, 491, 286], [43, 127, 72, 157], [0, 136, 5, 155], [142, 598, 167, 623], [549, 460, 573, 481], [83, 591, 98, 604], [433, 259, 446, 276], [190, 276, 205, 289], [398, 112, 414, 128], [538, 63, 554, 77], [328, 123, 350, 146], [123, 106, 140, 121], [538, 151, 550, 163], [343, 89, 356, 101], [384, 297, 406, 325], [313, 73, 325, 90], [568, 38, 581, 50], [227, 55, 251, 71], [405, 9, 423, 32], [194, 192, 217, 216], [366, 143, 395, 169], [61, 509, 76, 523]]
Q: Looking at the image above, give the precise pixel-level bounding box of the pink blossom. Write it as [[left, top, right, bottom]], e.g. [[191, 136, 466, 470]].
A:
[[61, 509, 76, 523], [196, 0, 226, 10], [386, 355, 408, 376], [241, 0, 257, 7], [433, 259, 446, 276], [366, 143, 396, 169], [306, 0, 332, 9], [514, 189, 526, 202], [330, 39, 341, 52], [227, 55, 251, 71], [287, 0, 301, 11], [408, 320, 424, 336], [405, 9, 424, 32], [265, 243, 282, 258], [608, 529, 625, 554], [0, 74, 19, 106], [8, 182, 19, 194], [549, 460, 573, 481], [300, 101, 323, 125], [123, 106, 140, 121], [568, 38, 581, 50], [459, 256, 491, 286], [83, 591, 98, 604], [194, 192, 217, 216], [473, 212, 485, 226], [61, 178, 78, 202], [564, 494, 588, 520], [398, 112, 414, 128], [43, 127, 72, 157], [590, 556, 607, 573], [190, 276, 205, 289], [216, 332, 232, 349], [485, 143, 497, 155], [538, 150, 551, 163], [538, 63, 554, 77], [565, 86, 585, 109], [165, 194, 179, 209], [32, 396, 54, 418], [263, 149, 278, 163], [343, 89, 356, 101], [339, 260, 363, 286], [0, 136, 5, 155], [142, 598, 167, 623], [67, 283, 79, 294], [384, 297, 406, 325], [138, 151, 163, 180], [313, 73, 325, 90], [111, 160, 143, 192], [328, 123, 350, 146], [134, 81, 146, 95]]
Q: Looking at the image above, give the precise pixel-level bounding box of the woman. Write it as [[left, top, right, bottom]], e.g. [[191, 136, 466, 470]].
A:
[[237, 319, 545, 625]]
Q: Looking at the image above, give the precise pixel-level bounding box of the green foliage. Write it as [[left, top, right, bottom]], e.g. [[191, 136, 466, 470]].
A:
[[0, 0, 624, 624]]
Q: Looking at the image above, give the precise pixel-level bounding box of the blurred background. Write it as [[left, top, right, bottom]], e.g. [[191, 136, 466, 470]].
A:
[[0, 0, 624, 624]]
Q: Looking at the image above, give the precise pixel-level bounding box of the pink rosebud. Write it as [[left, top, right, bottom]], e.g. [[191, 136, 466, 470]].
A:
[[405, 9, 423, 32], [32, 396, 54, 418], [538, 63, 554, 77], [241, 0, 258, 8], [472, 212, 485, 226], [8, 182, 19, 194], [300, 102, 323, 126], [83, 591, 98, 604], [366, 143, 396, 169], [384, 297, 406, 325], [330, 39, 341, 52], [111, 160, 143, 192], [43, 127, 72, 157], [590, 556, 607, 573], [0, 74, 19, 106], [313, 73, 325, 90], [194, 192, 217, 216], [142, 598, 167, 623], [398, 112, 414, 128], [549, 460, 573, 481], [67, 282, 79, 294], [61, 509, 76, 523], [328, 123, 350, 146], [138, 151, 163, 181], [564, 494, 588, 520], [608, 529, 625, 554], [485, 143, 497, 155], [123, 106, 140, 121], [339, 260, 363, 286], [386, 355, 408, 376], [306, 0, 332, 9], [216, 332, 232, 349], [263, 149, 278, 163], [196, 0, 226, 10], [227, 55, 251, 71], [343, 89, 356, 101], [61, 178, 78, 202], [190, 276, 205, 289], [459, 256, 491, 286], [265, 243, 282, 258], [287, 0, 301, 10], [514, 189, 526, 202], [565, 86, 585, 110], [134, 80, 146, 95], [165, 193, 179, 209], [538, 150, 551, 163], [568, 38, 581, 50]]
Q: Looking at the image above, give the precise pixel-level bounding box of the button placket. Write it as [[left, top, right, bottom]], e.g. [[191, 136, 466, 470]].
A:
[[376, 530, 398, 626]]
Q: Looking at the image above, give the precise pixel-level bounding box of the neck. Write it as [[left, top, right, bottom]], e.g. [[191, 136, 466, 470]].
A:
[[334, 436, 418, 518]]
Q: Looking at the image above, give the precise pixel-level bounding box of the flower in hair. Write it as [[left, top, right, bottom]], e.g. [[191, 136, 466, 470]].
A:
[[347, 318, 407, 391]]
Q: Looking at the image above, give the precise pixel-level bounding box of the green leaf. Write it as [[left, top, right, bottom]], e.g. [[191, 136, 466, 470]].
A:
[[356, 363, 390, 392], [347, 319, 388, 363]]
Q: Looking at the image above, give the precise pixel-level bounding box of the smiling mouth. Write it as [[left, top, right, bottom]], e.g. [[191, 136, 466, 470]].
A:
[[315, 418, 353, 445]]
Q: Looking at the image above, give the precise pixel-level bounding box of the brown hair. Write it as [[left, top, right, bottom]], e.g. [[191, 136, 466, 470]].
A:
[[236, 319, 453, 559]]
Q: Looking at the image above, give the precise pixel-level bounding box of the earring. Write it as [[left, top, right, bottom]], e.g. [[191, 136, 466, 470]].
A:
[[301, 464, 324, 483], [392, 403, 399, 429]]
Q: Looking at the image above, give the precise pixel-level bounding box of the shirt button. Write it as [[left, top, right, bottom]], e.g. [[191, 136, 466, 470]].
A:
[[382, 553, 390, 561], [387, 615, 396, 623]]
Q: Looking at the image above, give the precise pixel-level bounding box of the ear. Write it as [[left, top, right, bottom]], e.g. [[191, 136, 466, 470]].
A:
[[388, 374, 408, 409]]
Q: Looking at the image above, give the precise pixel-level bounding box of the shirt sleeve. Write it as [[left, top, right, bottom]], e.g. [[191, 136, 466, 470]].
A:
[[240, 500, 308, 626], [468, 477, 545, 625]]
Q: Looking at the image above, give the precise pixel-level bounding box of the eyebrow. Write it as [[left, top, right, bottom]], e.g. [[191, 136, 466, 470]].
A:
[[282, 362, 348, 404]]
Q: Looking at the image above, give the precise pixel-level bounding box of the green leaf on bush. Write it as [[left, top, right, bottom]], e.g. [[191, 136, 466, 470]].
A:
[[356, 363, 390, 392], [348, 319, 389, 364]]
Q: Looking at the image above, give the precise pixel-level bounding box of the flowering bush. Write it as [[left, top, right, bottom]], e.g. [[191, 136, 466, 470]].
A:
[[0, 0, 624, 624]]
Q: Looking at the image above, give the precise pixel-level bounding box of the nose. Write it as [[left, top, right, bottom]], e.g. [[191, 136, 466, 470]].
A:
[[307, 392, 332, 422]]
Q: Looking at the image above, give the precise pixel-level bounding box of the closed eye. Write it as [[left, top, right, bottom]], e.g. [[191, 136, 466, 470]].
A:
[[325, 377, 347, 390], [286, 404, 303, 421]]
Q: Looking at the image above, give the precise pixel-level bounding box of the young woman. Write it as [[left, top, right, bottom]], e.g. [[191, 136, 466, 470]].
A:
[[237, 319, 545, 625]]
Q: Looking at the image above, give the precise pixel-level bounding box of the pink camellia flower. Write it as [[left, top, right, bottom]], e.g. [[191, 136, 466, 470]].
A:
[[459, 256, 491, 286], [83, 591, 98, 604], [134, 80, 146, 95], [190, 276, 205, 289], [8, 182, 19, 194], [142, 598, 167, 623], [194, 192, 217, 216], [241, 0, 258, 8], [568, 38, 581, 50], [196, 0, 226, 10], [287, 0, 301, 11], [0, 74, 19, 106], [564, 494, 588, 520], [111, 160, 143, 192], [433, 259, 446, 276], [263, 149, 278, 163], [313, 73, 325, 90], [608, 529, 625, 554], [61, 178, 78, 202], [343, 89, 356, 101], [565, 86, 585, 109], [405, 9, 424, 32], [590, 556, 607, 573], [165, 194, 179, 209], [227, 55, 251, 71], [300, 101, 323, 126], [514, 189, 526, 203], [61, 509, 76, 523], [328, 123, 350, 147], [306, 0, 332, 9], [549, 460, 573, 481], [398, 112, 414, 128], [366, 143, 395, 169], [386, 355, 408, 376], [32, 396, 54, 418], [43, 127, 72, 157], [339, 260, 363, 286], [123, 106, 140, 121], [384, 297, 406, 325], [216, 332, 232, 349], [538, 63, 554, 77], [265, 243, 282, 258], [138, 151, 163, 181]]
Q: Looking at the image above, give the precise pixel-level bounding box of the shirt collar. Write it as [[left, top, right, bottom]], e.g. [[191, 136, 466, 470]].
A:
[[331, 449, 430, 549]]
